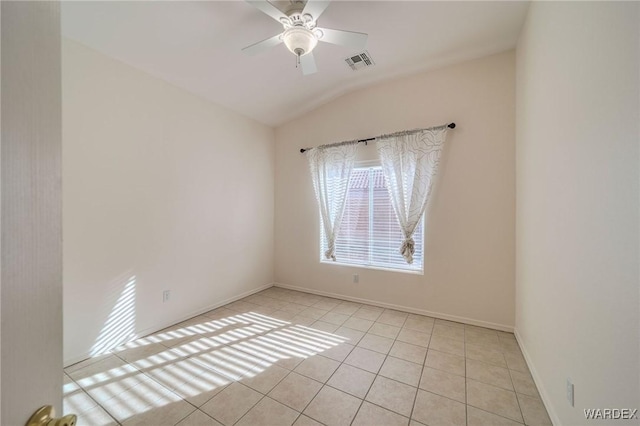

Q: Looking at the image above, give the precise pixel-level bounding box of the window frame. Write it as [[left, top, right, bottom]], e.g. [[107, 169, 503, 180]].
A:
[[319, 161, 425, 275]]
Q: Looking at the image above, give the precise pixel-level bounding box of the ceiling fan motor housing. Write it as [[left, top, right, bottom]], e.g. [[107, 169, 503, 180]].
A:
[[282, 26, 318, 56]]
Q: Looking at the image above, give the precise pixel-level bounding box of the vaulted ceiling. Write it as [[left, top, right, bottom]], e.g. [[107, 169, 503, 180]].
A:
[[62, 1, 529, 126]]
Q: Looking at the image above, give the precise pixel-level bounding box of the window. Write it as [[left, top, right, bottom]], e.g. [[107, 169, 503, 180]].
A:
[[320, 166, 424, 273]]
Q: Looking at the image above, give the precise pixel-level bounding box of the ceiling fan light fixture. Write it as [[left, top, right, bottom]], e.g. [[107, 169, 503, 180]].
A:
[[282, 27, 318, 56]]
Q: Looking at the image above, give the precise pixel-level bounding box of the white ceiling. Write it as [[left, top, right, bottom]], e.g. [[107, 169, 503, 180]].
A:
[[62, 1, 529, 126]]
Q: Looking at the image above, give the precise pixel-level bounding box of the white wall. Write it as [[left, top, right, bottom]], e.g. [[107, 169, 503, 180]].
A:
[[275, 51, 516, 330], [63, 39, 275, 365], [1, 2, 63, 424], [515, 2, 639, 425]]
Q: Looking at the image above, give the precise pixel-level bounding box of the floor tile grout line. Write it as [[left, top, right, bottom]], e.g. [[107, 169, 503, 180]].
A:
[[312, 345, 360, 425], [79, 352, 160, 424], [264, 368, 324, 413], [109, 353, 201, 425], [466, 403, 469, 426], [348, 331, 389, 426], [272, 298, 466, 420], [510, 368, 528, 424], [69, 288, 542, 426], [416, 385, 468, 406], [263, 289, 526, 423], [288, 367, 330, 426], [465, 378, 534, 424], [411, 334, 432, 422], [295, 299, 393, 424], [181, 408, 223, 426], [209, 382, 262, 426], [322, 382, 413, 423], [392, 314, 425, 423], [230, 366, 297, 426], [294, 311, 370, 425], [461, 330, 468, 426], [466, 405, 526, 425], [64, 372, 123, 425], [358, 313, 420, 421], [465, 356, 518, 391], [170, 405, 199, 426], [339, 306, 425, 422], [347, 301, 515, 423], [464, 336, 468, 426], [269, 289, 535, 423], [349, 374, 379, 425]]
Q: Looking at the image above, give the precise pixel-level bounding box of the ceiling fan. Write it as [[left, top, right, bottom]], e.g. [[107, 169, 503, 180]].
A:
[[242, 0, 368, 75]]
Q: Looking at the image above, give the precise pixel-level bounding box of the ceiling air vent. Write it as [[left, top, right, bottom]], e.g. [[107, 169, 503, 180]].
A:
[[345, 51, 375, 71]]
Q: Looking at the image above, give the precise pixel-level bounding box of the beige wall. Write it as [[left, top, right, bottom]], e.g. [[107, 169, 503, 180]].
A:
[[1, 2, 63, 423], [275, 51, 516, 330], [63, 40, 275, 365], [515, 2, 639, 424]]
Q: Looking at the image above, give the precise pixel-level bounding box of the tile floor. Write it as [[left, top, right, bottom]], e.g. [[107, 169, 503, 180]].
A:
[[64, 287, 552, 426]]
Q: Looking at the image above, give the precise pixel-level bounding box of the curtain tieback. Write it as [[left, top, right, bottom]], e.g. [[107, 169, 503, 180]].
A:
[[400, 237, 415, 264], [324, 240, 337, 261]]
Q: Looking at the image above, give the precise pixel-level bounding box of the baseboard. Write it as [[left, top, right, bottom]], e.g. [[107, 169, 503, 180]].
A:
[[274, 282, 514, 332], [514, 329, 560, 426], [63, 282, 275, 367]]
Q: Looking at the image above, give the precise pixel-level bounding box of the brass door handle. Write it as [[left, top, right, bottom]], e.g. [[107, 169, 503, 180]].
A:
[[26, 406, 77, 426]]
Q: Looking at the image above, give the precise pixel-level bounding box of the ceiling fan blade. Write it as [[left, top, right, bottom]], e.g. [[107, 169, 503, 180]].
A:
[[317, 28, 368, 50], [246, 0, 289, 23], [302, 1, 331, 21], [242, 33, 283, 56], [300, 53, 317, 75]]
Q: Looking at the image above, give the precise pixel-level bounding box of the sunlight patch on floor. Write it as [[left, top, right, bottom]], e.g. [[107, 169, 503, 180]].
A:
[[65, 296, 348, 424]]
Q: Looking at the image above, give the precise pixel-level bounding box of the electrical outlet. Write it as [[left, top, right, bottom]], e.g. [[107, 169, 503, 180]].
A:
[[566, 378, 574, 406], [353, 274, 359, 283], [163, 290, 171, 303]]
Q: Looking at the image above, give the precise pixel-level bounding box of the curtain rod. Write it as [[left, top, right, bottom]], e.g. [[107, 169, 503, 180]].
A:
[[299, 122, 456, 154]]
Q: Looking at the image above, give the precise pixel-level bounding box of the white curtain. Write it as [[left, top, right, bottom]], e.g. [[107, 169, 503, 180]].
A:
[[306, 142, 359, 261], [377, 127, 448, 264]]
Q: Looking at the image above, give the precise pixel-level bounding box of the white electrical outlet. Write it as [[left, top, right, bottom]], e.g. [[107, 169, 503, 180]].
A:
[[163, 290, 171, 303], [566, 378, 574, 406], [353, 274, 359, 283]]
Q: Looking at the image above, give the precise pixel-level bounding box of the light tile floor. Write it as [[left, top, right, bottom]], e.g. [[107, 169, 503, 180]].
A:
[[64, 287, 552, 426]]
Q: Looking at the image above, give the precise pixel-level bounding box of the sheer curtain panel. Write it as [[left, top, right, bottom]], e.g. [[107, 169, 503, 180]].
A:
[[377, 127, 448, 264], [306, 142, 359, 261]]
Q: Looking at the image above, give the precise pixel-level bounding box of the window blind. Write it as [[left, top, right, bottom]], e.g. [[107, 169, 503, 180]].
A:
[[321, 167, 424, 272]]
